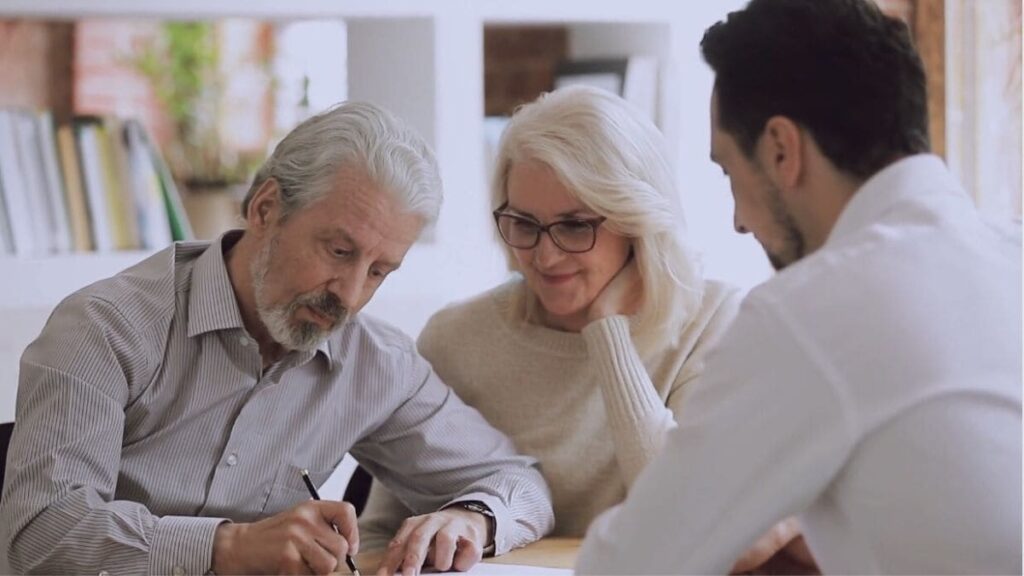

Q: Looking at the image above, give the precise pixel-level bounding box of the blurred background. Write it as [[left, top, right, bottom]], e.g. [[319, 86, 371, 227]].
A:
[[0, 0, 1020, 422]]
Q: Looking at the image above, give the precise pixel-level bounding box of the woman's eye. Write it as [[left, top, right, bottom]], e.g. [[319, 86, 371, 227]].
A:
[[511, 220, 538, 232], [559, 221, 592, 233]]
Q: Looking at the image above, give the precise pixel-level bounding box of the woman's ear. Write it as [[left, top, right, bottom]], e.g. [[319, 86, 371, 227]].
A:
[[760, 116, 804, 190], [246, 178, 281, 232]]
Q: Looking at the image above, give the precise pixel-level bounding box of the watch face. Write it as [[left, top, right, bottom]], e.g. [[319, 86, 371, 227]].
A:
[[460, 501, 494, 517]]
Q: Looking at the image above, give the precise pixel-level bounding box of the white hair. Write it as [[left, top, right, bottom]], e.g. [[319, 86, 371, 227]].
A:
[[242, 101, 442, 225], [491, 85, 704, 358]]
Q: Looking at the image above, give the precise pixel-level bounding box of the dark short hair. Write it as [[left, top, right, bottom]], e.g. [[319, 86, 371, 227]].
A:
[[700, 0, 930, 180]]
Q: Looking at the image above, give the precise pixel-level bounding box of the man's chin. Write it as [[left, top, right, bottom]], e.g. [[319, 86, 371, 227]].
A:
[[288, 316, 349, 350], [768, 253, 789, 271]]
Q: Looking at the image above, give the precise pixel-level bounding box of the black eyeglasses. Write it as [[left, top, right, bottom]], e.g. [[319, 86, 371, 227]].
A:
[[492, 203, 607, 253]]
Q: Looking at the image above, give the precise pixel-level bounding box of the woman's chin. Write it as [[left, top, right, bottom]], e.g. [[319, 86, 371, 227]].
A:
[[536, 299, 588, 328]]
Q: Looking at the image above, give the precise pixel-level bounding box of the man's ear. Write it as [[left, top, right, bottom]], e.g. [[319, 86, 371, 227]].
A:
[[760, 116, 804, 190], [246, 178, 281, 233]]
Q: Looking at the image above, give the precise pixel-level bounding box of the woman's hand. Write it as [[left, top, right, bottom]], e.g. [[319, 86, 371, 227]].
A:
[[587, 259, 642, 323]]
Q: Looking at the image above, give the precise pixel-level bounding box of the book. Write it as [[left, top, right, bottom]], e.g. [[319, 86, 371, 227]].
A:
[[123, 119, 172, 249], [94, 119, 130, 249], [0, 167, 13, 254], [36, 111, 74, 253], [0, 110, 37, 256], [56, 124, 94, 251], [134, 123, 193, 241], [0, 111, 189, 256], [75, 119, 114, 252], [11, 110, 56, 254]]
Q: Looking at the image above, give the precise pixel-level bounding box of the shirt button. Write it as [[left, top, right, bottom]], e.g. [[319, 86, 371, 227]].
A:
[[172, 567, 186, 576], [99, 571, 110, 576], [239, 336, 250, 347], [226, 453, 238, 466]]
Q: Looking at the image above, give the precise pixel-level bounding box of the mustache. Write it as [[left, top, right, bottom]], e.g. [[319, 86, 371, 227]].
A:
[[291, 291, 347, 324]]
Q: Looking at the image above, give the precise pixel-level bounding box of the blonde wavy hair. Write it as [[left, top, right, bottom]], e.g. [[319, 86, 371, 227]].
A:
[[491, 85, 704, 358]]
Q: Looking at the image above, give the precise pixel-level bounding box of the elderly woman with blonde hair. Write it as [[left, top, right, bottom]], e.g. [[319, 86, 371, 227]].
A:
[[359, 86, 801, 572]]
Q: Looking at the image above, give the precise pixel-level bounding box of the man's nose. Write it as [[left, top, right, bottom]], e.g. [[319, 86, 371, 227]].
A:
[[734, 210, 749, 234], [327, 274, 364, 310]]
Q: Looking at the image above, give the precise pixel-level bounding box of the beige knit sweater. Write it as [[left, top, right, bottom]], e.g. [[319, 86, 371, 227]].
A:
[[358, 277, 741, 547]]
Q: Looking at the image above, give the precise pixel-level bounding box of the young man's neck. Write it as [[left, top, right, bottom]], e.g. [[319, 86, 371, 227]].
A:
[[792, 161, 863, 255]]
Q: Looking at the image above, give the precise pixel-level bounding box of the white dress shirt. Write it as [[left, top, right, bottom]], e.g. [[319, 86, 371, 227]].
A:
[[577, 155, 1022, 575]]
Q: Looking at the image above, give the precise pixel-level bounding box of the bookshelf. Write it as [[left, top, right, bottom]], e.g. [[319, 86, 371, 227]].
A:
[[0, 1, 763, 423]]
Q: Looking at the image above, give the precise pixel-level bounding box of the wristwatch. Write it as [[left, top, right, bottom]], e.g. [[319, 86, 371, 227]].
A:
[[448, 500, 496, 556]]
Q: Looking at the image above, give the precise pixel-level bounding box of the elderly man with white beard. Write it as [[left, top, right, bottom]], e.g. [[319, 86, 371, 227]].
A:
[[1, 101, 553, 576]]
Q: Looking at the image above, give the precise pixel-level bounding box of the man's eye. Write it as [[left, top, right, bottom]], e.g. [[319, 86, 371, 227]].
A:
[[331, 247, 352, 258]]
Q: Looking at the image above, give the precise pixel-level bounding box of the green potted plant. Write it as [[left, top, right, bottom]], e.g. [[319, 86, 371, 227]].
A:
[[133, 22, 269, 237]]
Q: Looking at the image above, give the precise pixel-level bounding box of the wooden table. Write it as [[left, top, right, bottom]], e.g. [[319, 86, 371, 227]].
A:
[[354, 538, 581, 573]]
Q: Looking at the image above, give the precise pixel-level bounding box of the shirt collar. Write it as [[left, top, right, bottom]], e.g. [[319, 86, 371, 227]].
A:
[[187, 230, 247, 338], [825, 154, 967, 248], [184, 229, 335, 370]]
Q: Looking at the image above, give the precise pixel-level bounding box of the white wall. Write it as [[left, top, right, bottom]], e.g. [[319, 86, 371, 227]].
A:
[[667, 1, 773, 290]]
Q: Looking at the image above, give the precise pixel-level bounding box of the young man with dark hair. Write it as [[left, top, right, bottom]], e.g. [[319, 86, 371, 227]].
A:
[[576, 0, 1021, 573]]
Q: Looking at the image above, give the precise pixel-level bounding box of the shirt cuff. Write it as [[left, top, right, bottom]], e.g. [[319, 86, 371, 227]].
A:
[[443, 493, 513, 556], [148, 515, 227, 576]]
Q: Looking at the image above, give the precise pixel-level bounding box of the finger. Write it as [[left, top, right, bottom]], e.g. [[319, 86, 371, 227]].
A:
[[785, 535, 817, 567], [451, 535, 483, 573], [297, 534, 340, 576], [378, 516, 425, 576], [278, 541, 313, 576], [311, 524, 349, 568], [299, 503, 351, 569], [730, 519, 801, 574], [400, 516, 445, 576], [320, 500, 360, 555], [377, 537, 404, 576], [430, 522, 460, 572]]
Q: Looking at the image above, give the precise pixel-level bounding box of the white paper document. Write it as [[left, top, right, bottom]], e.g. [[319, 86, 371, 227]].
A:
[[425, 563, 572, 575]]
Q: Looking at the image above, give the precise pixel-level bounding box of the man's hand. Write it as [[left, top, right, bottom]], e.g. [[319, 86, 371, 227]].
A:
[[212, 500, 359, 575], [587, 258, 642, 323], [377, 507, 489, 576], [729, 517, 812, 574]]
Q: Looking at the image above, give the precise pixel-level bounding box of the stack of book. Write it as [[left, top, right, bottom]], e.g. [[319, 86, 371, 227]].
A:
[[0, 109, 192, 257]]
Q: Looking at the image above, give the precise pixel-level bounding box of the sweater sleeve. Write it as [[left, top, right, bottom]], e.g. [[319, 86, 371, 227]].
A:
[[581, 316, 673, 487], [580, 286, 742, 487]]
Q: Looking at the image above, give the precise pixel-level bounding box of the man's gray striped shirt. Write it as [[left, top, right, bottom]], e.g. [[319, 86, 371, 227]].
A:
[[1, 233, 553, 575]]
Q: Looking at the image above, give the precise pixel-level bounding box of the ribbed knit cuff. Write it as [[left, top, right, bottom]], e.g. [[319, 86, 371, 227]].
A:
[[582, 316, 663, 419], [148, 516, 226, 576]]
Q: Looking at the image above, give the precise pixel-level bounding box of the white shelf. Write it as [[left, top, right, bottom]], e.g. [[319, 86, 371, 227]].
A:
[[0, 251, 155, 310]]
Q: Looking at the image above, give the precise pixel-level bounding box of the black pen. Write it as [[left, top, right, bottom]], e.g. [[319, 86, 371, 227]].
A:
[[300, 468, 361, 576]]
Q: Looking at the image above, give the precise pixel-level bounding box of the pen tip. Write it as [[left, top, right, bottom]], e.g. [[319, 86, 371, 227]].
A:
[[301, 468, 309, 476]]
